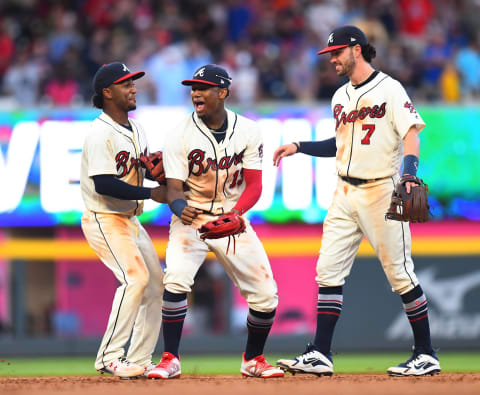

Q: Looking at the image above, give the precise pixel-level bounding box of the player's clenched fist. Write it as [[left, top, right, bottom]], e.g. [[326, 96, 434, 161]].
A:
[[273, 143, 299, 167], [180, 206, 202, 225]]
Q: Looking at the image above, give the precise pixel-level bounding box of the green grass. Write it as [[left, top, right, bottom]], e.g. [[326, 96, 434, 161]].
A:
[[0, 352, 479, 376]]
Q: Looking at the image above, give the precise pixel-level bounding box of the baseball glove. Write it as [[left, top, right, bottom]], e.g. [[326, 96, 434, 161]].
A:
[[385, 175, 430, 223], [199, 211, 246, 240], [139, 151, 166, 185]]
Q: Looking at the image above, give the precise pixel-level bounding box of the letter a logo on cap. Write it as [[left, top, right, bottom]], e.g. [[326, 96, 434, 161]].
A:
[[122, 63, 129, 72], [195, 67, 205, 77], [328, 33, 334, 43]]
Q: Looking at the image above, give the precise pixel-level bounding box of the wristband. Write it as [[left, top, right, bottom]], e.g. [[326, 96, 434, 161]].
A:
[[170, 199, 187, 218], [293, 142, 301, 152], [402, 154, 418, 176]]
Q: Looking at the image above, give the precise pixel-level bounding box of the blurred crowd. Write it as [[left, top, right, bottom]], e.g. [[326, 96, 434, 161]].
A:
[[1, 0, 480, 108]]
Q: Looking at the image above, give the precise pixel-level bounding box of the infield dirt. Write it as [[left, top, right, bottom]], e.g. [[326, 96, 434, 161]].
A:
[[1, 373, 479, 395]]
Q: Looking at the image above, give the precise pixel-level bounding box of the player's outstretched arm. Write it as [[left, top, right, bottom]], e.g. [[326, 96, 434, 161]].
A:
[[273, 143, 298, 167], [150, 185, 167, 203]]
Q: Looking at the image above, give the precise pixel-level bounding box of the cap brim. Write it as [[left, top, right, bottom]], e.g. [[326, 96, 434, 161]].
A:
[[114, 71, 145, 84], [181, 79, 220, 86], [317, 44, 350, 55]]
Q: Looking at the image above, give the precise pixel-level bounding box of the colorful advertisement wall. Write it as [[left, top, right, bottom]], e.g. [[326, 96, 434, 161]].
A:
[[1, 105, 480, 226]]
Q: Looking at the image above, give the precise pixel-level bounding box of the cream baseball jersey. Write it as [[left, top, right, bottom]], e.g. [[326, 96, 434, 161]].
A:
[[332, 71, 425, 179], [163, 108, 263, 214], [80, 112, 148, 216]]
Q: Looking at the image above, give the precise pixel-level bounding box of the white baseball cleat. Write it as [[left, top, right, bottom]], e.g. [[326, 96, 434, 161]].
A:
[[240, 353, 284, 378], [277, 343, 333, 376], [147, 352, 181, 379], [143, 361, 157, 377], [387, 349, 441, 376], [97, 357, 144, 379]]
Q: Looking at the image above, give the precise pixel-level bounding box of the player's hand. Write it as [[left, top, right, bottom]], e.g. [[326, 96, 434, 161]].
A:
[[273, 143, 298, 167], [403, 174, 417, 194], [150, 186, 167, 203], [181, 206, 202, 225]]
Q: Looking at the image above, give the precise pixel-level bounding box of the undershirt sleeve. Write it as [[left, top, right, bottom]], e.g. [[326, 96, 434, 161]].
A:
[[298, 137, 337, 157], [232, 169, 262, 214], [93, 174, 151, 200]]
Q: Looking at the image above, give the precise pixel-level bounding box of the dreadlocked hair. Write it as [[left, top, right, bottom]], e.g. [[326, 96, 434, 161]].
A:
[[92, 93, 103, 109]]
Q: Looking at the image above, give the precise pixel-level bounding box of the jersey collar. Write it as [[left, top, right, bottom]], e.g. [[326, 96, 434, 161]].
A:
[[193, 108, 235, 147], [351, 70, 379, 90]]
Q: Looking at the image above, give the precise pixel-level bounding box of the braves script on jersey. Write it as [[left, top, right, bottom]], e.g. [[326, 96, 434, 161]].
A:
[[80, 112, 148, 215], [333, 71, 425, 180], [164, 108, 263, 217]]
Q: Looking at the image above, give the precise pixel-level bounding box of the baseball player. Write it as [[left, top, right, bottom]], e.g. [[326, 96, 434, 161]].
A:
[[273, 26, 441, 377], [147, 64, 284, 379], [80, 62, 166, 379]]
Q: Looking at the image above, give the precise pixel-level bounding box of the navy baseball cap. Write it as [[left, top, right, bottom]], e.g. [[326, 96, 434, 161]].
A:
[[182, 64, 232, 88], [317, 25, 368, 55], [93, 62, 145, 94]]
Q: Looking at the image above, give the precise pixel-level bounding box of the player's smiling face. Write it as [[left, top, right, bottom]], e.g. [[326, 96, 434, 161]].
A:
[[190, 83, 227, 118], [108, 79, 137, 112], [329, 47, 356, 77]]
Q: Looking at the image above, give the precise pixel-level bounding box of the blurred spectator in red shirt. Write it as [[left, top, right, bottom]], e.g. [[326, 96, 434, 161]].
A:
[[42, 61, 81, 107], [0, 20, 14, 84], [398, 0, 434, 36]]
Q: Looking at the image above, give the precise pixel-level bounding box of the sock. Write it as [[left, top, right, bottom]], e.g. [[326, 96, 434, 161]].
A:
[[245, 308, 275, 360], [401, 284, 433, 355], [162, 290, 188, 358], [313, 286, 343, 354]]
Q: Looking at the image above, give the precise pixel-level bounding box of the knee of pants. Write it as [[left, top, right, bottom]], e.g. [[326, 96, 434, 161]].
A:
[[315, 263, 346, 287], [128, 270, 150, 294], [393, 281, 417, 295], [383, 265, 418, 294], [246, 291, 278, 312], [143, 279, 164, 300], [163, 271, 193, 294]]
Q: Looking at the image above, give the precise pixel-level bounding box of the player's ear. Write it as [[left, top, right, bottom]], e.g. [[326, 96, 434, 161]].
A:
[[102, 87, 113, 100], [352, 44, 362, 58], [218, 87, 228, 100]]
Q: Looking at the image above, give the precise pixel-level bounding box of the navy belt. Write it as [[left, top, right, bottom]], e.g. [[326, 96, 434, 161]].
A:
[[340, 175, 383, 186]]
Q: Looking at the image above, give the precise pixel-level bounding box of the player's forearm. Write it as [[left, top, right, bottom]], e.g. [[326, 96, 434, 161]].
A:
[[403, 127, 420, 158], [232, 169, 262, 215], [166, 184, 186, 206], [166, 178, 189, 218], [297, 137, 336, 157], [93, 174, 152, 200], [402, 127, 420, 175]]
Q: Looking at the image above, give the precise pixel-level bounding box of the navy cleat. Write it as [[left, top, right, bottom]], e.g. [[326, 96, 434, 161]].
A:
[[388, 348, 441, 376], [277, 343, 333, 376]]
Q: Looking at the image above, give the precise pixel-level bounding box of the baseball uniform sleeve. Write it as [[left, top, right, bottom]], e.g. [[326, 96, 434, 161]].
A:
[[163, 129, 189, 181], [241, 122, 263, 170], [390, 79, 426, 139], [85, 129, 118, 177]]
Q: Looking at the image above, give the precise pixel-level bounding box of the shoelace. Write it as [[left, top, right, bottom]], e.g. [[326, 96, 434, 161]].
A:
[[158, 354, 175, 369], [119, 357, 132, 366], [405, 353, 422, 366], [254, 356, 274, 369]]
